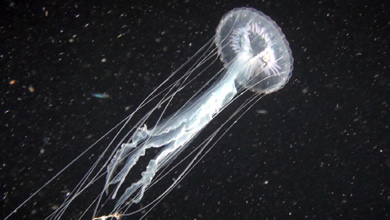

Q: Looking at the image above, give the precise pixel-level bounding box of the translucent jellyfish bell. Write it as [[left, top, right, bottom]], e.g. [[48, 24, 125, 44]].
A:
[[215, 7, 293, 94]]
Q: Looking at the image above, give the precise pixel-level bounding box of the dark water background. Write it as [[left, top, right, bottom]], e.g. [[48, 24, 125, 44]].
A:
[[1, 0, 389, 219]]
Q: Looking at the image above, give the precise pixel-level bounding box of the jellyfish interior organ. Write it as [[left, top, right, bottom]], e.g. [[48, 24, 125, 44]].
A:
[[5, 7, 292, 220]]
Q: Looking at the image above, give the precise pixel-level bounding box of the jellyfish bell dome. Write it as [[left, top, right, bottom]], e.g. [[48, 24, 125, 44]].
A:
[[215, 7, 293, 94]]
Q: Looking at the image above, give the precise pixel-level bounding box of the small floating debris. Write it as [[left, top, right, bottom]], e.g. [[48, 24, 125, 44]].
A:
[[256, 109, 268, 114], [92, 92, 110, 99], [28, 85, 35, 93]]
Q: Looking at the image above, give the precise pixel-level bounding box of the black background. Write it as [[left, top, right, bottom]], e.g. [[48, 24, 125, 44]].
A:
[[1, 0, 389, 219]]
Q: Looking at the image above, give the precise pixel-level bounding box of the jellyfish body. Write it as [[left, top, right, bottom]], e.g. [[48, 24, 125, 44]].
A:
[[5, 7, 293, 220], [105, 7, 293, 214]]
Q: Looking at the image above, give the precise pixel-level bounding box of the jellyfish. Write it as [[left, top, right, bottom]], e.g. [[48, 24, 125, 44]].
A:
[[5, 7, 293, 220]]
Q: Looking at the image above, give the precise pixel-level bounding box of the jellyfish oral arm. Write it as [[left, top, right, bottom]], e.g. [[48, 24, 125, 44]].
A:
[[104, 72, 238, 209]]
